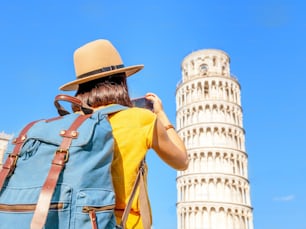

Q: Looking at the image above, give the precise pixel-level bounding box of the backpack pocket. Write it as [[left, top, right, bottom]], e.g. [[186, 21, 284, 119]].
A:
[[74, 188, 116, 229], [0, 185, 72, 229]]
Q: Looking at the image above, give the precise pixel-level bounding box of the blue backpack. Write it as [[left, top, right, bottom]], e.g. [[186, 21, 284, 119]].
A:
[[0, 95, 150, 229]]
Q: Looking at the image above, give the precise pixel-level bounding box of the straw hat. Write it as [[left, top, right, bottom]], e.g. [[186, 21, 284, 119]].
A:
[[59, 39, 144, 91]]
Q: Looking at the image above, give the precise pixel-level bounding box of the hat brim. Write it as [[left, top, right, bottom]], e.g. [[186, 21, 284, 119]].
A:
[[59, 65, 144, 91]]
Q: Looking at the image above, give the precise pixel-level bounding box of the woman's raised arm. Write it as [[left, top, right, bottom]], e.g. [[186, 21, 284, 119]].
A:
[[146, 93, 189, 171]]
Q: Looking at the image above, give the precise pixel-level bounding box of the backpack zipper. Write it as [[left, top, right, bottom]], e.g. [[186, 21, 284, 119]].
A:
[[82, 204, 115, 213], [0, 202, 64, 212]]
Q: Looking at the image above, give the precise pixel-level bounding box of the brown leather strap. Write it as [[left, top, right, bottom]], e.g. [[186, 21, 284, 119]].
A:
[[89, 210, 98, 229], [139, 171, 152, 229], [30, 114, 91, 229], [120, 170, 141, 228], [120, 160, 151, 229], [0, 120, 41, 191], [54, 94, 93, 116]]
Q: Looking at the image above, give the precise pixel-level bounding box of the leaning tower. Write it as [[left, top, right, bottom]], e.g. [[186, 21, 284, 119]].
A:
[[0, 132, 12, 166], [176, 49, 253, 229]]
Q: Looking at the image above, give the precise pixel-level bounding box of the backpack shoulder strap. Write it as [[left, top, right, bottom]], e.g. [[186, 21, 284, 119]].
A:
[[96, 104, 128, 116], [119, 159, 151, 229], [0, 119, 42, 191], [30, 114, 91, 229]]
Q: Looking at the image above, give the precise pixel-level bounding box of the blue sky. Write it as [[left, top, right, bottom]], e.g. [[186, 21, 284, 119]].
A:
[[1, 1, 305, 228]]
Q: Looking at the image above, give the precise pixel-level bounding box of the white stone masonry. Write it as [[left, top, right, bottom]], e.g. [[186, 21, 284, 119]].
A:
[[176, 49, 253, 229], [0, 132, 12, 166]]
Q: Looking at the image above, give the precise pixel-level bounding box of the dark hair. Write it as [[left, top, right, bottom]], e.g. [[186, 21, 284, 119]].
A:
[[73, 73, 133, 112]]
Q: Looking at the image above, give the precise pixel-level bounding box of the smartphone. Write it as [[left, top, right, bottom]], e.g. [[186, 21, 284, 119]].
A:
[[131, 97, 153, 111]]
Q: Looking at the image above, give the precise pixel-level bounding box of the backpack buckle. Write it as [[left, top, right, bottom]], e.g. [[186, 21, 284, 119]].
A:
[[54, 149, 69, 163], [8, 154, 18, 167], [5, 154, 19, 176]]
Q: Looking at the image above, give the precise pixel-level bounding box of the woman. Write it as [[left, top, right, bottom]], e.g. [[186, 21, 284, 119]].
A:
[[60, 39, 188, 228]]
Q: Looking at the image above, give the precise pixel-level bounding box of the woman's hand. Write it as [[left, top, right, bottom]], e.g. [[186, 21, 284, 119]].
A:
[[145, 92, 163, 114], [145, 92, 169, 126]]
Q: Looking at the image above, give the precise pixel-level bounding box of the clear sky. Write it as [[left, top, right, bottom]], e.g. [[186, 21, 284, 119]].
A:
[[0, 1, 305, 229]]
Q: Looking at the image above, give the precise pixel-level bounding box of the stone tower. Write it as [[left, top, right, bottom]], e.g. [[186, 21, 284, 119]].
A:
[[0, 132, 12, 166], [175, 49, 253, 229]]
